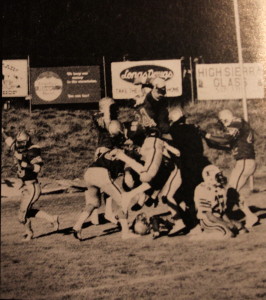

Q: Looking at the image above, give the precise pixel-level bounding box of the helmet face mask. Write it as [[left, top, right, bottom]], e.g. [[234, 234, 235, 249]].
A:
[[202, 165, 227, 187], [15, 131, 31, 153], [133, 213, 150, 235]]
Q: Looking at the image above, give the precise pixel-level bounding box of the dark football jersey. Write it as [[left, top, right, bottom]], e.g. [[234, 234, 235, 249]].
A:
[[12, 145, 43, 181], [206, 118, 255, 160], [227, 118, 255, 160], [137, 92, 170, 134], [90, 150, 125, 179]]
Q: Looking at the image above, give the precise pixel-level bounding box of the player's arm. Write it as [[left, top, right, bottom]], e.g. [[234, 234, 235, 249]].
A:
[[21, 147, 43, 173], [194, 185, 212, 220], [2, 128, 15, 148], [112, 149, 145, 174]]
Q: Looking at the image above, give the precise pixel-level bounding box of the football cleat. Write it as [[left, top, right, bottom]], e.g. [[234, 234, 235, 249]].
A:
[[168, 219, 186, 236], [73, 229, 82, 241], [188, 224, 202, 236], [245, 214, 259, 229], [152, 231, 160, 240], [51, 215, 60, 231]]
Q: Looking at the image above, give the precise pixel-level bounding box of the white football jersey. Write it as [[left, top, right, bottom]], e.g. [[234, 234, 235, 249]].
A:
[[194, 182, 226, 219]]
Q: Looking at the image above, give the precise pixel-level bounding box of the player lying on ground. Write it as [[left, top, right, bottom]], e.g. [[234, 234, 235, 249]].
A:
[[2, 128, 59, 241], [193, 165, 248, 240], [132, 212, 185, 239]]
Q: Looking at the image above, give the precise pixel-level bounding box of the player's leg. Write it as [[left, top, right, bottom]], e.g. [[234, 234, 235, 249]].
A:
[[200, 213, 235, 239], [73, 186, 101, 240], [104, 196, 118, 224], [158, 166, 185, 235], [228, 159, 258, 228], [84, 167, 139, 239], [28, 182, 59, 231], [19, 182, 57, 240]]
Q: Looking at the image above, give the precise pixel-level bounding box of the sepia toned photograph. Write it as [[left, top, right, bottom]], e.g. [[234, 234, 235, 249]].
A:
[[1, 0, 266, 299]]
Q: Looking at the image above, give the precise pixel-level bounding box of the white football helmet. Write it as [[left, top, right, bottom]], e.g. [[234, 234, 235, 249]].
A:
[[15, 131, 31, 153], [151, 77, 166, 99], [218, 109, 234, 127], [133, 213, 150, 235], [108, 120, 123, 137], [168, 106, 183, 123], [202, 165, 227, 187], [98, 97, 114, 113]]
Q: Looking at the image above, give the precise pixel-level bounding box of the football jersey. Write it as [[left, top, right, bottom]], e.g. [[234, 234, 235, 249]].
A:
[[90, 150, 125, 179], [206, 118, 255, 160], [194, 183, 226, 219], [137, 92, 170, 134], [93, 113, 113, 149], [7, 138, 43, 181], [226, 118, 255, 160]]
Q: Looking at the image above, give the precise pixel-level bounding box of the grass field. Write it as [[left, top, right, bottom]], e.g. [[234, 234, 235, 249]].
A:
[[1, 177, 266, 300], [1, 99, 266, 299]]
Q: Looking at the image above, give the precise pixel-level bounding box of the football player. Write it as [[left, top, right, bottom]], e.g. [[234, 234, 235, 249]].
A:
[[167, 106, 211, 233], [202, 109, 259, 228], [134, 77, 170, 136], [132, 212, 182, 239], [2, 128, 59, 241], [194, 165, 246, 239], [111, 133, 183, 235], [72, 120, 138, 241], [92, 97, 121, 224]]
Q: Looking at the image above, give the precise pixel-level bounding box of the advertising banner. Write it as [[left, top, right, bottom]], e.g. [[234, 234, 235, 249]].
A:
[[30, 66, 101, 105], [111, 59, 182, 99], [2, 59, 28, 97], [196, 63, 264, 100]]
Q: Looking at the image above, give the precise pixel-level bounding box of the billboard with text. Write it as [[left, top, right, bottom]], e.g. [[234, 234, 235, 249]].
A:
[[196, 63, 264, 100], [2, 59, 28, 97], [111, 59, 182, 99], [30, 66, 101, 104]]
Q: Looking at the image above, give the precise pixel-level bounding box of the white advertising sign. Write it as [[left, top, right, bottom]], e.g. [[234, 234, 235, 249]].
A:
[[2, 59, 28, 97], [196, 63, 264, 100], [111, 59, 182, 99]]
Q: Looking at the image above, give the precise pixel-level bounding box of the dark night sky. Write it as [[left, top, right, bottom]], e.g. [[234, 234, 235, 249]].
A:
[[2, 0, 264, 67]]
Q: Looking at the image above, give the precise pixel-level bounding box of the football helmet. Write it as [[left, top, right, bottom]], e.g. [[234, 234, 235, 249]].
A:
[[15, 131, 31, 153], [202, 165, 227, 187], [133, 212, 150, 235], [218, 109, 234, 127], [168, 106, 183, 123], [151, 77, 166, 99], [108, 120, 123, 137], [98, 97, 114, 113]]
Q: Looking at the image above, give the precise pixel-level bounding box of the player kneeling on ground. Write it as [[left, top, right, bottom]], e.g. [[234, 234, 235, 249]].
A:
[[193, 165, 246, 240]]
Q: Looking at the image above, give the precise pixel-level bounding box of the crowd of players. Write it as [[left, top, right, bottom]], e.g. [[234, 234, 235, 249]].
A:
[[2, 77, 259, 242]]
